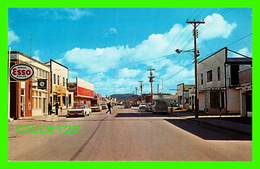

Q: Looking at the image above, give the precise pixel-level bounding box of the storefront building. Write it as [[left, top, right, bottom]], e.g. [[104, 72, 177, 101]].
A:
[[46, 59, 73, 110], [68, 77, 94, 107], [9, 51, 50, 119], [197, 47, 252, 114]]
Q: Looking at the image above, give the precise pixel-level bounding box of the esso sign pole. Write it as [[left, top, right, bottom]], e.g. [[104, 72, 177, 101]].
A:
[[10, 64, 34, 81]]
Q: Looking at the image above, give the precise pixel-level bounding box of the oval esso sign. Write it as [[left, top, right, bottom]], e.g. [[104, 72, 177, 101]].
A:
[[10, 64, 34, 81]]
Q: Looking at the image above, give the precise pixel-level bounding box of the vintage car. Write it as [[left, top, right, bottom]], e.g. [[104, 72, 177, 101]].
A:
[[67, 104, 91, 117], [100, 104, 108, 109], [152, 100, 168, 114], [90, 104, 102, 112], [124, 103, 131, 109], [139, 103, 147, 109], [145, 103, 153, 112]]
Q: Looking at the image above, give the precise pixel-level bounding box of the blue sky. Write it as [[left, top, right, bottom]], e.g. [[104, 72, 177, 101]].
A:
[[8, 8, 252, 96]]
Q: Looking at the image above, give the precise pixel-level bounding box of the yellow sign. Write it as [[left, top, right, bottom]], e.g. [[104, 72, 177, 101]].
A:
[[53, 85, 66, 94]]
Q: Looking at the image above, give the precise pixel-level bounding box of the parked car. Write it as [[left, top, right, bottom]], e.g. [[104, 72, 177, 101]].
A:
[[67, 104, 91, 117], [90, 104, 102, 112], [124, 103, 131, 108], [139, 103, 147, 110], [132, 103, 139, 107], [145, 103, 153, 112], [152, 100, 168, 114], [100, 104, 108, 109]]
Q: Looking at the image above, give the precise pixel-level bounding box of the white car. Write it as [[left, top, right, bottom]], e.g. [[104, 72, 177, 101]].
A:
[[139, 103, 147, 109], [67, 104, 91, 117], [90, 104, 102, 112]]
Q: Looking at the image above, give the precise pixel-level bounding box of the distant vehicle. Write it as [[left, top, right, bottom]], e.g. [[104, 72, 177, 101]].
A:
[[124, 103, 131, 108], [139, 103, 147, 110], [152, 100, 168, 114], [100, 104, 108, 109], [132, 103, 139, 107], [145, 103, 153, 112], [67, 104, 91, 117], [90, 104, 102, 112]]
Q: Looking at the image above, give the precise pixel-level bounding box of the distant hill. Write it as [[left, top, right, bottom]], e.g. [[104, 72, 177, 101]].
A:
[[110, 94, 140, 100]]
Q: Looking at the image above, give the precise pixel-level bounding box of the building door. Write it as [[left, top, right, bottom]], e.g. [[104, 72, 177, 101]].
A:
[[221, 92, 225, 108], [25, 79, 32, 116], [246, 91, 252, 117], [43, 98, 46, 113]]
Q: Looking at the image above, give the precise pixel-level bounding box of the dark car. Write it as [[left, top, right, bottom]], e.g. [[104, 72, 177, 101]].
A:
[[124, 103, 131, 108]]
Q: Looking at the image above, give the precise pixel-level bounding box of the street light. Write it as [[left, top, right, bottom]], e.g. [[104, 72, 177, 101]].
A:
[[176, 48, 199, 118]]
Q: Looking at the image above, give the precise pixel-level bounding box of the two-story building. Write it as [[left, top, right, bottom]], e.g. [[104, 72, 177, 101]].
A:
[[9, 51, 50, 119], [197, 47, 251, 114], [45, 59, 74, 111]]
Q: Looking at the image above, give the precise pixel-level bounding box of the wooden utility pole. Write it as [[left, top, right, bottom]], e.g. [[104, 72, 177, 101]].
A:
[[186, 19, 205, 118], [147, 68, 155, 101]]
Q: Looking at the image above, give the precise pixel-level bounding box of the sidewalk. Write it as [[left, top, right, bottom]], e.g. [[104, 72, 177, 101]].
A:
[[15, 109, 68, 122], [169, 110, 252, 135]]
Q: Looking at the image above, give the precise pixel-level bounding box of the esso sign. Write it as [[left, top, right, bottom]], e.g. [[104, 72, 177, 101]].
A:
[[10, 64, 34, 81]]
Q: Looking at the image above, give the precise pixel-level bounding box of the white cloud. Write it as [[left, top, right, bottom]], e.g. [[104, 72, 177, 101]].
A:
[[118, 68, 141, 78], [63, 13, 238, 95], [229, 47, 252, 58], [64, 13, 236, 75], [108, 28, 117, 34], [200, 13, 237, 40], [64, 8, 92, 20], [8, 30, 20, 45]]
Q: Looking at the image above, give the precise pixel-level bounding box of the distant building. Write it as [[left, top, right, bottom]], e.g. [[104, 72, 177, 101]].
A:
[[68, 77, 94, 107], [177, 83, 195, 109], [9, 51, 50, 119], [197, 47, 252, 114], [152, 93, 178, 105]]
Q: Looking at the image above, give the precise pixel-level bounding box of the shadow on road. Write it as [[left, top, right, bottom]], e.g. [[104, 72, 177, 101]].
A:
[[165, 119, 252, 141]]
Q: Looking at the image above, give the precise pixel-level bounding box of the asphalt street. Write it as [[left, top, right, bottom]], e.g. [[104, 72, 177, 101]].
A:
[[8, 106, 252, 161]]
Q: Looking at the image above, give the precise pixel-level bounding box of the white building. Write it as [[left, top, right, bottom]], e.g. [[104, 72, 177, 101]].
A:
[[197, 47, 252, 114], [46, 59, 74, 110]]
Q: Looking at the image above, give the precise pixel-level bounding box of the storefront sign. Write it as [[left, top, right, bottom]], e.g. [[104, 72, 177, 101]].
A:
[[53, 85, 66, 94], [77, 86, 94, 98], [38, 79, 47, 89], [10, 64, 34, 81], [206, 87, 226, 91]]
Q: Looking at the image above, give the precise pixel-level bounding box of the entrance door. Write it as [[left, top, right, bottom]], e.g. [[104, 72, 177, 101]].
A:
[[43, 98, 46, 113], [21, 96, 25, 117]]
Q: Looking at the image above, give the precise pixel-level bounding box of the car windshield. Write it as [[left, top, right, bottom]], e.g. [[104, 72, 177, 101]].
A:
[[73, 105, 85, 109]]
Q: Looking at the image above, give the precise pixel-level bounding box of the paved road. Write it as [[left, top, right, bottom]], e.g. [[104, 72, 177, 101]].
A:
[[8, 106, 251, 161]]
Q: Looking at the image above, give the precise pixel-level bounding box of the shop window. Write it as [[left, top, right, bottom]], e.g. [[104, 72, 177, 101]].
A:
[[207, 70, 212, 82], [53, 74, 56, 84], [57, 75, 60, 85], [230, 65, 239, 86], [201, 73, 203, 85], [217, 67, 221, 81]]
